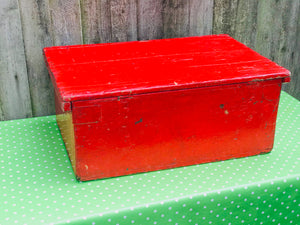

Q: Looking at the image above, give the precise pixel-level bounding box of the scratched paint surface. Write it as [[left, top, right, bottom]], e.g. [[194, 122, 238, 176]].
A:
[[73, 79, 282, 180], [44, 35, 290, 102], [44, 35, 291, 181], [0, 92, 299, 224]]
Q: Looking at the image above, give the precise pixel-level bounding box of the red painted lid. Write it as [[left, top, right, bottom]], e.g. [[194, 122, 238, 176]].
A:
[[44, 34, 290, 102]]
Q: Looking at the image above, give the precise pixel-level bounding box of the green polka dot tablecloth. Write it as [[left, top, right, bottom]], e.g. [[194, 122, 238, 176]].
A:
[[0, 91, 299, 225]]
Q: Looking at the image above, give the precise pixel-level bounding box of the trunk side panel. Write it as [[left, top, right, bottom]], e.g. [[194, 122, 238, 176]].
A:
[[72, 80, 282, 181]]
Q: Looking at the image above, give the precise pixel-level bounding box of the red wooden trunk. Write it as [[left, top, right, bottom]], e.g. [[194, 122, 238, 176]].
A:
[[44, 35, 290, 181]]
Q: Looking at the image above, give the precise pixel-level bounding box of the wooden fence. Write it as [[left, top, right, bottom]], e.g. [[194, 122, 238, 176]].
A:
[[0, 0, 299, 120]]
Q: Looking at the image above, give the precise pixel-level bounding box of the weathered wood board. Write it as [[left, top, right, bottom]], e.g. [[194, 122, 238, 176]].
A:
[[110, 0, 138, 42], [137, 0, 164, 40], [0, 0, 32, 120], [48, 0, 82, 46], [18, 0, 55, 117]]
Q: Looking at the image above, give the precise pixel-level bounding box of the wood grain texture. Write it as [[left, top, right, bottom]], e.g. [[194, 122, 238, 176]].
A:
[[255, 0, 300, 99], [213, 0, 300, 99], [213, 0, 258, 48], [98, 0, 113, 43], [80, 0, 101, 44], [18, 0, 55, 117], [162, 0, 190, 38], [49, 0, 82, 46], [163, 0, 213, 38], [80, 0, 107, 44], [110, 0, 137, 42], [213, 0, 238, 36], [189, 0, 214, 36], [80, 0, 113, 44], [0, 0, 32, 120], [137, 0, 163, 40]]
